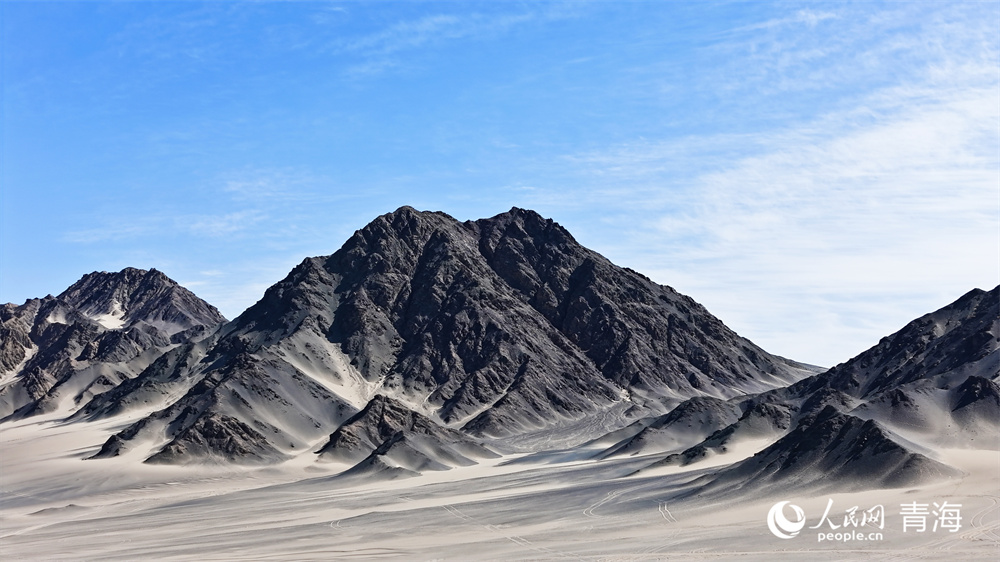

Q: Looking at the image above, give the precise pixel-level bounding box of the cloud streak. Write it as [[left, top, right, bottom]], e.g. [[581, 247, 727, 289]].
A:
[[573, 87, 996, 365], [329, 7, 575, 77], [64, 210, 269, 243], [545, 4, 1000, 366], [185, 210, 267, 237]]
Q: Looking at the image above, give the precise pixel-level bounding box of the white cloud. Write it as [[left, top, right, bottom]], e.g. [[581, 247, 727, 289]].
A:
[[184, 210, 267, 237], [616, 85, 995, 366], [65, 209, 269, 243], [331, 8, 574, 77], [736, 9, 839, 33], [550, 34, 999, 366], [338, 14, 469, 56], [63, 223, 154, 244], [222, 169, 323, 202]]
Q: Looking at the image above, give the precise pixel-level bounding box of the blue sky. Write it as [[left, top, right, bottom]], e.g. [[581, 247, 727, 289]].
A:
[[2, 1, 997, 367]]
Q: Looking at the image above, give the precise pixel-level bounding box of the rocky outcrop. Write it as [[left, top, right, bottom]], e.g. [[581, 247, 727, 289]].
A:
[[636, 286, 998, 494], [316, 394, 498, 471], [89, 350, 357, 464], [91, 207, 815, 465], [597, 396, 742, 458], [0, 269, 225, 420], [697, 406, 960, 494]]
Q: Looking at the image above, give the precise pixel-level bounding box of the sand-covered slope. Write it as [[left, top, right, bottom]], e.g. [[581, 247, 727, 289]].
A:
[[82, 207, 817, 465], [630, 286, 998, 495], [0, 268, 225, 420]]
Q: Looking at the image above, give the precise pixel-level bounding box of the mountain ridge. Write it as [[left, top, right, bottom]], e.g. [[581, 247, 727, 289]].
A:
[[68, 206, 817, 465], [0, 268, 226, 420], [626, 284, 998, 496], [4, 206, 992, 493]]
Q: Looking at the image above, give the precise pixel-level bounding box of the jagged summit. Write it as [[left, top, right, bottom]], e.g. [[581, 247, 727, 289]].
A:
[[625, 285, 999, 495], [84, 207, 816, 465], [0, 268, 226, 420], [56, 267, 226, 333], [797, 286, 998, 400]]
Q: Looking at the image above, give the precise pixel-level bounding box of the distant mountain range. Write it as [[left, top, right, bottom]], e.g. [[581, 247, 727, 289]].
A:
[[2, 207, 996, 492], [625, 285, 998, 493]]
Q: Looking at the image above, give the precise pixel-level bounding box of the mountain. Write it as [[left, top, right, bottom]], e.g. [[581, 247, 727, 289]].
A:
[[316, 394, 498, 475], [3, 207, 993, 494], [57, 268, 223, 335], [0, 268, 226, 420], [795, 287, 998, 399], [636, 285, 999, 494], [788, 286, 999, 445], [690, 405, 961, 496], [86, 207, 817, 465], [594, 396, 743, 459]]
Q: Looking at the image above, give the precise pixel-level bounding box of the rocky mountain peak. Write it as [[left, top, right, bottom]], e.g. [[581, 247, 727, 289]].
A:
[[186, 207, 815, 451], [797, 285, 998, 399], [0, 268, 227, 420], [56, 267, 225, 334]]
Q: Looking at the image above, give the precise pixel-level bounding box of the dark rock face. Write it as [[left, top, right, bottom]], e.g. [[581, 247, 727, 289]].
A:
[[598, 396, 743, 458], [472, 210, 808, 396], [794, 287, 998, 400], [801, 286, 999, 444], [698, 406, 960, 495], [0, 269, 226, 420], [950, 375, 1000, 430], [0, 299, 40, 373], [952, 375, 1000, 412], [90, 350, 357, 464], [313, 207, 811, 436], [145, 413, 279, 465], [57, 268, 225, 335], [638, 285, 998, 495], [316, 394, 498, 471], [75, 333, 217, 421], [87, 206, 815, 464]]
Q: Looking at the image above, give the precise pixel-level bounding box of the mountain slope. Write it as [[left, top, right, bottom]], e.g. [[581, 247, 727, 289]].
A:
[[692, 406, 961, 496], [636, 285, 998, 494], [88, 207, 816, 464], [0, 269, 225, 420], [797, 287, 998, 401], [316, 394, 498, 474]]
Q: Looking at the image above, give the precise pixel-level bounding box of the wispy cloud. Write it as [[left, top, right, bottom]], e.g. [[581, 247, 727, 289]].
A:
[[330, 7, 573, 76], [220, 167, 375, 207], [107, 3, 237, 63], [222, 169, 319, 202], [338, 14, 469, 56], [25, 1, 998, 366], [184, 210, 267, 237], [309, 5, 348, 26], [584, 86, 996, 365], [658, 83, 998, 279], [736, 9, 839, 32], [549, 6, 1000, 366], [65, 209, 268, 243], [63, 223, 155, 244]]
